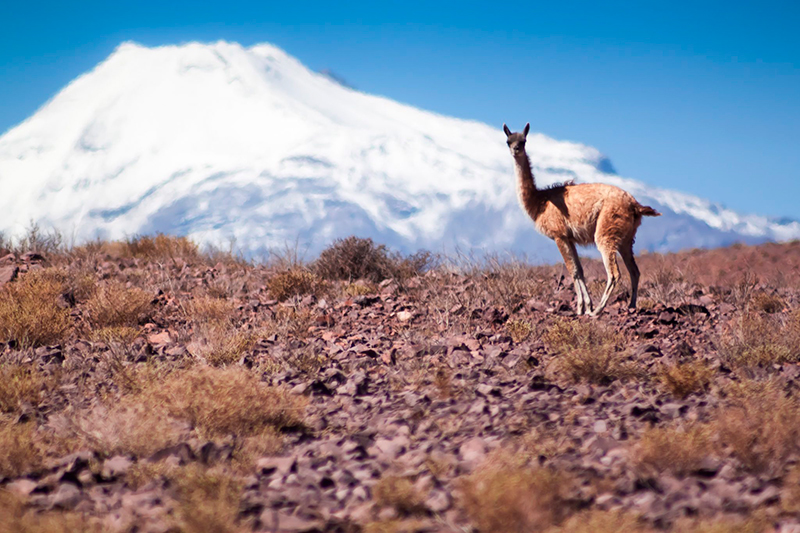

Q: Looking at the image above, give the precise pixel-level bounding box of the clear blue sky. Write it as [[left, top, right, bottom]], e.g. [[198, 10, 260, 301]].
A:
[[2, 1, 798, 218]]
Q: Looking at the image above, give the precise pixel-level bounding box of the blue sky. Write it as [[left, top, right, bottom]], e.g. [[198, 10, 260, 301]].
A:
[[1, 1, 798, 218]]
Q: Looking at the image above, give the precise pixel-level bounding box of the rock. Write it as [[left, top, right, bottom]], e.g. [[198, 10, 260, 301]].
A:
[[425, 490, 451, 513], [373, 436, 409, 460], [0, 264, 18, 286], [6, 478, 37, 496], [396, 310, 414, 321], [147, 331, 172, 345], [51, 483, 82, 509], [257, 456, 297, 477], [459, 437, 488, 465], [102, 455, 133, 480]]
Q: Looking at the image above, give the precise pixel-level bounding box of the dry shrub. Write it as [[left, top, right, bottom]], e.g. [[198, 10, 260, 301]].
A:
[[13, 222, 63, 255], [782, 464, 800, 513], [154, 366, 305, 438], [363, 519, 434, 533], [273, 305, 316, 340], [122, 234, 200, 262], [189, 326, 258, 367], [168, 464, 243, 533], [373, 475, 426, 515], [91, 326, 139, 345], [0, 423, 43, 477], [313, 236, 431, 283], [642, 259, 690, 306], [520, 427, 573, 462], [87, 281, 152, 328], [188, 296, 237, 326], [717, 311, 800, 368], [543, 319, 635, 384], [0, 363, 53, 414], [751, 291, 784, 313], [506, 318, 533, 343], [267, 268, 322, 301], [459, 453, 577, 532], [474, 255, 548, 312], [0, 489, 101, 533], [0, 270, 71, 348], [50, 401, 185, 458], [551, 510, 652, 533], [714, 379, 800, 473], [344, 280, 378, 297], [675, 515, 770, 533], [658, 360, 714, 398], [633, 425, 714, 477]]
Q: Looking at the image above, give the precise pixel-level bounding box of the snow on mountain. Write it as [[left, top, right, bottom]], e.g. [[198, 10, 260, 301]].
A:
[[0, 40, 797, 262]]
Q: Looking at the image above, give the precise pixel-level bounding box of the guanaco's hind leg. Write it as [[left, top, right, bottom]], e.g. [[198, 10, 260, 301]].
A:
[[556, 238, 593, 315], [591, 244, 620, 316], [619, 243, 640, 309]]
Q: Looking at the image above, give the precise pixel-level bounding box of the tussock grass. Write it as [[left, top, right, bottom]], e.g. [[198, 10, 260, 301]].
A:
[[188, 296, 237, 326], [714, 379, 800, 473], [373, 475, 427, 515], [0, 270, 71, 348], [168, 464, 244, 533], [121, 234, 200, 262], [718, 311, 800, 368], [750, 291, 784, 313], [87, 281, 152, 328], [459, 452, 576, 532], [543, 319, 635, 384], [267, 268, 323, 301], [658, 360, 714, 398], [0, 423, 44, 478], [189, 326, 258, 367], [551, 510, 652, 533], [0, 363, 54, 414], [0, 489, 101, 533], [633, 425, 714, 477], [506, 318, 534, 343], [313, 236, 431, 283]]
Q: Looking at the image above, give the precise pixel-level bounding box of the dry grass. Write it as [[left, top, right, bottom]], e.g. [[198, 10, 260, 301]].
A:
[[373, 475, 427, 515], [459, 453, 577, 532], [87, 281, 152, 328], [658, 360, 714, 398], [188, 326, 258, 367], [0, 363, 53, 414], [717, 311, 800, 368], [0, 490, 101, 533], [543, 319, 635, 384], [506, 318, 534, 343], [167, 464, 244, 533], [188, 296, 237, 326], [120, 234, 200, 262], [714, 379, 800, 473], [313, 236, 431, 283], [633, 425, 714, 477], [751, 291, 784, 313], [267, 268, 323, 301], [550, 510, 652, 533], [0, 423, 44, 478], [344, 280, 378, 297], [154, 366, 305, 439], [782, 463, 800, 513], [0, 270, 71, 348]]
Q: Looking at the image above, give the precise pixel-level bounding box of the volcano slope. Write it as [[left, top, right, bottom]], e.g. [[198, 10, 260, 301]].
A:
[[2, 235, 800, 532]]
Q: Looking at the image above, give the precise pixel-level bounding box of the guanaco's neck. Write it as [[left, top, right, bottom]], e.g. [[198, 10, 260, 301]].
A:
[[513, 151, 543, 220]]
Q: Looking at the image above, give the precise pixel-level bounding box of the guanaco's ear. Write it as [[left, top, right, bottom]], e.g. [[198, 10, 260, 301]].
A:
[[503, 124, 512, 137], [523, 123, 530, 137]]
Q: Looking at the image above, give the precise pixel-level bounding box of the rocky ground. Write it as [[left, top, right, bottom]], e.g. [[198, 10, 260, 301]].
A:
[[3, 236, 800, 532]]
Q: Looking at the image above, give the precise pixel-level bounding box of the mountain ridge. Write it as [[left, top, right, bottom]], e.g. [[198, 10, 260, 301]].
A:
[[0, 40, 797, 261]]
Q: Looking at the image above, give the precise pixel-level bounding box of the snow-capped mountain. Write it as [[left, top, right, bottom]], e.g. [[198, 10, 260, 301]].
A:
[[0, 41, 797, 262]]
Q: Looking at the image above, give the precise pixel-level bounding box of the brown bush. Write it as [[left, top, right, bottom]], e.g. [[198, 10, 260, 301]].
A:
[[267, 268, 323, 301], [188, 326, 258, 367], [313, 236, 431, 282], [659, 360, 714, 398], [188, 296, 237, 326], [751, 291, 784, 313], [714, 379, 800, 473], [717, 311, 800, 368], [0, 489, 101, 533], [121, 234, 200, 262], [87, 281, 152, 328], [543, 319, 635, 384], [154, 366, 305, 438], [0, 363, 53, 414], [633, 425, 714, 477], [373, 475, 426, 515], [506, 318, 534, 343], [167, 464, 243, 533], [551, 510, 653, 533], [0, 270, 71, 348], [459, 453, 577, 532], [0, 423, 43, 478]]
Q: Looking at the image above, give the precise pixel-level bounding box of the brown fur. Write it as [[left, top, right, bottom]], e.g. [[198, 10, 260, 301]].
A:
[[504, 123, 660, 315]]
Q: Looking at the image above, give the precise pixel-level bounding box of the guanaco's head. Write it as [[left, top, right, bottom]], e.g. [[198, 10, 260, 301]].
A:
[[503, 123, 530, 158]]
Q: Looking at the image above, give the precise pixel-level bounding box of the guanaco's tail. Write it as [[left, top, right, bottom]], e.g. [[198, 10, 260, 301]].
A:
[[636, 204, 661, 217]]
